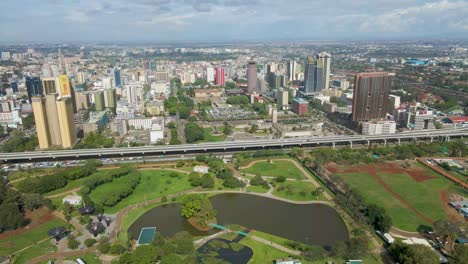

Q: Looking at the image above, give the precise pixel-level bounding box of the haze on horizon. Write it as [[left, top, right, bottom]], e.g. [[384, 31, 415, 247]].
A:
[[1, 0, 467, 44]]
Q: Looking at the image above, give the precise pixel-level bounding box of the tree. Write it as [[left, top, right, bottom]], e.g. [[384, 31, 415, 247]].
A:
[[223, 176, 246, 188], [21, 193, 44, 210], [119, 245, 159, 264], [434, 219, 462, 252], [172, 231, 194, 254], [188, 172, 202, 187], [180, 195, 203, 219], [275, 176, 286, 182], [388, 242, 439, 264], [201, 174, 215, 189], [452, 244, 468, 264], [185, 122, 204, 143], [365, 204, 392, 233], [291, 147, 304, 158], [84, 238, 97, 247], [248, 124, 258, 133], [313, 187, 324, 198], [223, 122, 233, 135], [0, 202, 24, 232], [67, 235, 80, 249], [63, 202, 74, 223], [161, 254, 183, 264], [250, 175, 268, 188]]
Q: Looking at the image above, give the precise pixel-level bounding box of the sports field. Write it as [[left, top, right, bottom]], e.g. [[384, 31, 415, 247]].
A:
[[328, 161, 460, 231]]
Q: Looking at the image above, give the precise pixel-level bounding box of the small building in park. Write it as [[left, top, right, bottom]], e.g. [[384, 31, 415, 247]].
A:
[[62, 195, 82, 206], [194, 165, 209, 174]]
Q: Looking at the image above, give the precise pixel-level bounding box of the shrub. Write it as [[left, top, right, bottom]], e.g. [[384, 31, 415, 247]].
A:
[[275, 176, 286, 182], [84, 239, 97, 248], [109, 243, 127, 254], [68, 236, 80, 250]]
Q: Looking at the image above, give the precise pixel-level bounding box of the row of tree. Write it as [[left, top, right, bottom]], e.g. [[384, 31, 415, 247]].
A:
[[101, 172, 141, 206], [81, 167, 132, 195]]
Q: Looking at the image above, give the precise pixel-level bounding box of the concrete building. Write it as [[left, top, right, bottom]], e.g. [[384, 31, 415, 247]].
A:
[[110, 119, 128, 136], [287, 60, 298, 81], [93, 91, 105, 111], [292, 98, 309, 116], [56, 98, 77, 148], [31, 96, 51, 149], [125, 82, 144, 111], [116, 101, 135, 119], [332, 78, 350, 90], [112, 68, 122, 87], [362, 120, 396, 135], [145, 100, 165, 116], [45, 94, 62, 146], [193, 88, 223, 98], [277, 89, 289, 110], [352, 72, 393, 123], [25, 77, 43, 102], [155, 72, 169, 83], [82, 110, 109, 134], [247, 61, 257, 94], [304, 52, 331, 94], [215, 67, 225, 86], [74, 91, 89, 110], [149, 118, 164, 143], [206, 67, 215, 82], [41, 77, 59, 95], [104, 89, 116, 109]]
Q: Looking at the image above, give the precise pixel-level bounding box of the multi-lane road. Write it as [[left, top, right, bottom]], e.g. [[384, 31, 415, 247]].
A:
[[0, 128, 466, 163]]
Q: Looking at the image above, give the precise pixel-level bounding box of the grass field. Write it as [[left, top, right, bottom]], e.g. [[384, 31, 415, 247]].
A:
[[240, 237, 292, 264], [13, 240, 57, 264], [333, 162, 458, 231], [90, 170, 192, 214], [246, 185, 269, 193], [242, 160, 305, 179], [0, 218, 66, 256], [272, 181, 326, 201], [200, 127, 226, 142], [66, 253, 101, 264]]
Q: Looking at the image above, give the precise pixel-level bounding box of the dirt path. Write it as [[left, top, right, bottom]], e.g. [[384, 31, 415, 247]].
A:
[[417, 158, 468, 188], [440, 190, 465, 222], [390, 227, 424, 238], [45, 187, 81, 198], [370, 173, 433, 225], [249, 235, 301, 255], [240, 158, 333, 200]]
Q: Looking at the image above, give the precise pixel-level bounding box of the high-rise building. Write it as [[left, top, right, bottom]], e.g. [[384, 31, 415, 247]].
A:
[[206, 67, 215, 83], [41, 77, 59, 95], [56, 98, 77, 148], [214, 67, 225, 86], [104, 89, 116, 109], [292, 98, 309, 116], [247, 61, 257, 94], [352, 72, 393, 123], [31, 96, 51, 149], [75, 91, 89, 111], [113, 68, 122, 87], [277, 89, 289, 109], [45, 94, 62, 146], [304, 52, 331, 94], [93, 91, 105, 111], [58, 75, 72, 98], [25, 77, 43, 102], [287, 60, 298, 81], [125, 83, 144, 110], [76, 72, 86, 84]]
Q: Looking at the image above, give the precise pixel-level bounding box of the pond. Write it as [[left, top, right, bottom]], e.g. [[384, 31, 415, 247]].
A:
[[128, 193, 349, 246], [197, 238, 253, 264]]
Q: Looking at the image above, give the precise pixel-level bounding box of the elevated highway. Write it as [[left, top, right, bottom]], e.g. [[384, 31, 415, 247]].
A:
[[0, 128, 466, 163]]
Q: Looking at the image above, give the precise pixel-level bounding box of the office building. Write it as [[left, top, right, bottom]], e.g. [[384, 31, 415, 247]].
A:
[[277, 89, 289, 109], [352, 72, 393, 123], [75, 91, 89, 110], [58, 75, 72, 98], [247, 61, 257, 94], [113, 68, 122, 87], [206, 67, 215, 82], [292, 98, 309, 116], [104, 89, 116, 109], [304, 52, 331, 94], [41, 77, 59, 95], [45, 94, 63, 146], [10, 82, 18, 93], [125, 82, 144, 111], [76, 72, 86, 84], [93, 91, 105, 111], [287, 60, 298, 81], [25, 77, 43, 102], [56, 98, 77, 148], [215, 67, 225, 86], [362, 120, 396, 135], [103, 77, 113, 89], [31, 96, 51, 149], [155, 72, 170, 83]]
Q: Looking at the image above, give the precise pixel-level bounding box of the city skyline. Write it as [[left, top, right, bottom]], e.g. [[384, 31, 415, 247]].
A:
[[1, 0, 468, 43]]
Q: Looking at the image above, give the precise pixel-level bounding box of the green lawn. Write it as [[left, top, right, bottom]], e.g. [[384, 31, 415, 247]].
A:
[[90, 170, 193, 214], [13, 240, 57, 264], [335, 164, 456, 231], [241, 237, 293, 264], [246, 185, 269, 193], [242, 160, 305, 179], [200, 127, 226, 142], [272, 181, 326, 201], [0, 218, 67, 256]]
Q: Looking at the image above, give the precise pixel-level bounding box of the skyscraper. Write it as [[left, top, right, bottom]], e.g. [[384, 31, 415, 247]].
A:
[[41, 77, 59, 95], [74, 91, 89, 111], [93, 91, 105, 111], [287, 60, 298, 81], [304, 52, 331, 94], [56, 98, 77, 148], [352, 72, 393, 123], [206, 67, 215, 83], [247, 61, 257, 94], [25, 77, 43, 102], [31, 96, 51, 149], [113, 68, 122, 87], [45, 94, 62, 146], [215, 67, 225, 86]]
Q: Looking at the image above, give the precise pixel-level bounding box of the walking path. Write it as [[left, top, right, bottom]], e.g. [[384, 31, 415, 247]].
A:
[[194, 230, 228, 245], [249, 235, 301, 255], [45, 187, 81, 198], [240, 158, 333, 200]]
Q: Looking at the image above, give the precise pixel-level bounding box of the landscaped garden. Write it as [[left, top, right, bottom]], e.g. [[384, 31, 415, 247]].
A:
[[241, 160, 305, 179]]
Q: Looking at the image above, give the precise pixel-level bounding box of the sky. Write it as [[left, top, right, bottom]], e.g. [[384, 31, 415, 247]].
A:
[[0, 0, 467, 43]]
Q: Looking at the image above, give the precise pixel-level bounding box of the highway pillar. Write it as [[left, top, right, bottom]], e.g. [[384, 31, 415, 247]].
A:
[[383, 139, 387, 147], [367, 140, 370, 147], [430, 136, 433, 143], [397, 138, 401, 146], [349, 141, 353, 149], [446, 136, 450, 142], [332, 142, 335, 150]]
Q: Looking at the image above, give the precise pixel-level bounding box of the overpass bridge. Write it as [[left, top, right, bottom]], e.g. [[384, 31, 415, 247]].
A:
[[0, 128, 466, 163]]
